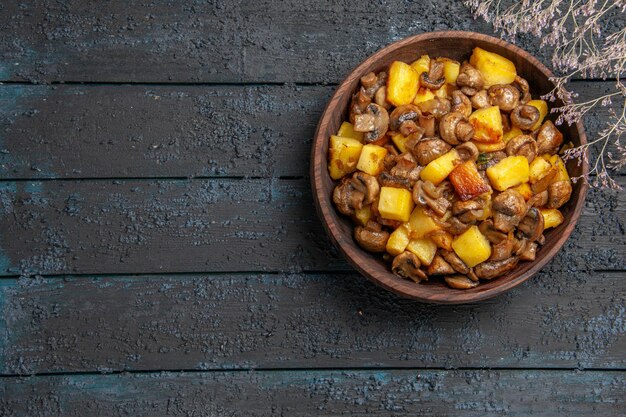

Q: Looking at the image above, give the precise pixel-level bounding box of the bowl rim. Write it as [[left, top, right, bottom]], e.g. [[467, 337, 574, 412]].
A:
[[310, 30, 589, 304]]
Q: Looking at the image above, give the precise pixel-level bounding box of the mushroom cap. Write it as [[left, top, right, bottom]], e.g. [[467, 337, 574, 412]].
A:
[[456, 141, 479, 162], [351, 172, 380, 205], [440, 250, 470, 274], [439, 112, 474, 145], [488, 84, 520, 112], [389, 104, 421, 131], [479, 219, 508, 244], [510, 104, 540, 130], [412, 137, 451, 166], [420, 60, 446, 90], [518, 207, 544, 242], [354, 225, 389, 253], [456, 61, 484, 95], [418, 114, 436, 137], [412, 180, 450, 217], [392, 251, 427, 283], [513, 75, 532, 103], [505, 134, 538, 162], [332, 172, 379, 216], [547, 180, 572, 209], [492, 189, 527, 232], [536, 120, 564, 154], [474, 257, 519, 279], [445, 274, 479, 289], [489, 232, 515, 261], [354, 103, 389, 143], [470, 89, 491, 109], [428, 254, 456, 275], [451, 90, 472, 118]]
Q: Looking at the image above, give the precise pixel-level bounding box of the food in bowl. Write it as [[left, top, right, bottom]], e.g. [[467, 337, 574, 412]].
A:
[[328, 47, 573, 290]]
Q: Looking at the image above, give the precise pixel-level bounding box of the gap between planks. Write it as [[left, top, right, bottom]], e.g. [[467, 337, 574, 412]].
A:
[[0, 78, 613, 87], [2, 366, 626, 379], [0, 269, 622, 280]]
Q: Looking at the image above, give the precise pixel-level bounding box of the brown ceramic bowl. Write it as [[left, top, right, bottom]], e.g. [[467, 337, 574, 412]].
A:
[[310, 31, 588, 304]]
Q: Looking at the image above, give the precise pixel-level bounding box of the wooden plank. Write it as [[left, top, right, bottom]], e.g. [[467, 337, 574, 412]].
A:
[[0, 270, 624, 374], [0, 1, 619, 83], [1, 370, 625, 416], [0, 82, 620, 179], [0, 178, 623, 277]]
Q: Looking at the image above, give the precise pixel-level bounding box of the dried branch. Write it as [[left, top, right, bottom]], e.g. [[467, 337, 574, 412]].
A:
[[464, 0, 626, 188]]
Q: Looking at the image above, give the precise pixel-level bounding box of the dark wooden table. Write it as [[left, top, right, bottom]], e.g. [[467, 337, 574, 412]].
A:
[[0, 1, 624, 415]]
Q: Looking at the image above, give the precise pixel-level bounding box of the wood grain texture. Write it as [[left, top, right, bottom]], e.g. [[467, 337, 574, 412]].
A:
[[0, 1, 620, 83], [1, 370, 625, 416], [0, 178, 622, 277], [0, 82, 619, 179], [1, 270, 624, 375]]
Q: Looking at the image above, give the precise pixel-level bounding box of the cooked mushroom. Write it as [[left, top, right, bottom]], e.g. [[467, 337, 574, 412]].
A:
[[439, 112, 474, 145], [420, 60, 445, 90], [349, 88, 371, 124], [412, 137, 451, 166], [518, 207, 544, 241], [536, 120, 563, 155], [352, 171, 380, 203], [428, 254, 456, 275], [505, 134, 537, 162], [490, 232, 514, 261], [354, 223, 389, 253], [413, 180, 451, 217], [445, 216, 472, 235], [456, 141, 479, 162], [452, 199, 485, 224], [379, 171, 412, 190], [360, 71, 387, 99], [513, 238, 538, 261], [389, 104, 421, 131], [390, 154, 422, 186], [467, 268, 479, 282], [353, 103, 390, 143], [513, 75, 532, 103], [332, 172, 380, 216], [510, 104, 540, 130], [418, 114, 436, 137], [479, 219, 508, 244], [445, 275, 479, 289], [501, 111, 511, 133], [456, 61, 484, 96], [547, 180, 572, 209], [417, 97, 451, 119], [492, 189, 527, 232], [528, 190, 548, 208], [392, 251, 427, 282], [471, 89, 491, 109], [374, 86, 391, 109], [474, 257, 519, 279], [360, 72, 377, 89], [488, 84, 520, 112], [440, 250, 470, 274], [451, 90, 473, 118]]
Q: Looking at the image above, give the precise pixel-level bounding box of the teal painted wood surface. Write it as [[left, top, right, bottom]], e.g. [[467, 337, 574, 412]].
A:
[[0, 271, 624, 375], [0, 1, 621, 83], [1, 370, 625, 416], [0, 82, 621, 179]]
